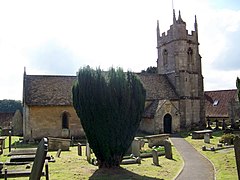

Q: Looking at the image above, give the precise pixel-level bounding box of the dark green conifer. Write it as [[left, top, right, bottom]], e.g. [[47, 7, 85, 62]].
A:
[[72, 66, 146, 168]]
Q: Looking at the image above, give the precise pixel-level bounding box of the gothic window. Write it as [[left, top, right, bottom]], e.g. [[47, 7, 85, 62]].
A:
[[62, 111, 69, 129], [162, 49, 168, 65], [187, 47, 193, 65]]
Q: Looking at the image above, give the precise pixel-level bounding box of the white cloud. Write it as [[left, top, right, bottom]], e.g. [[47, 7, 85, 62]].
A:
[[0, 0, 239, 99]]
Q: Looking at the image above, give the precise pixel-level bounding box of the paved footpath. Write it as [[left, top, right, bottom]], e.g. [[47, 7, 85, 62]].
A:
[[170, 135, 215, 180]]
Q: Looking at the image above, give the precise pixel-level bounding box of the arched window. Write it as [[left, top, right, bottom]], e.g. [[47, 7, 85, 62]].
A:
[[162, 49, 168, 66], [62, 111, 69, 129], [187, 47, 193, 65]]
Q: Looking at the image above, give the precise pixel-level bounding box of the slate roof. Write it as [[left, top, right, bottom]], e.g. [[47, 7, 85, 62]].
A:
[[204, 89, 237, 118], [23, 73, 179, 106]]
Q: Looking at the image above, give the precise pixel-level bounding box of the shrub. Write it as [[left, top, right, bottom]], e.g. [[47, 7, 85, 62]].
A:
[[219, 133, 236, 145]]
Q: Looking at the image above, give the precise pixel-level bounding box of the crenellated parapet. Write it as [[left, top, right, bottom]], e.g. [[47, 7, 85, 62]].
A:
[[157, 10, 198, 48]]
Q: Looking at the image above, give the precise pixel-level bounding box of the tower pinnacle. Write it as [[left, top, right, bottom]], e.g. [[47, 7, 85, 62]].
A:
[[157, 20, 160, 46], [173, 9, 176, 24]]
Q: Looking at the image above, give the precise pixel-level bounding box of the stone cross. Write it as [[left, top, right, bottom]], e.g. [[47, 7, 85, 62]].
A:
[[152, 149, 159, 166], [204, 133, 210, 143], [234, 136, 240, 179]]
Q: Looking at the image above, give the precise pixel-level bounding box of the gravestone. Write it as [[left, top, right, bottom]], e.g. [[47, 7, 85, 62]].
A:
[[234, 136, 240, 179], [78, 143, 82, 156], [204, 133, 210, 143], [222, 119, 226, 130], [214, 119, 219, 130], [164, 140, 172, 159], [131, 139, 140, 157], [56, 149, 61, 158], [152, 149, 159, 166], [48, 137, 71, 151], [86, 142, 91, 163]]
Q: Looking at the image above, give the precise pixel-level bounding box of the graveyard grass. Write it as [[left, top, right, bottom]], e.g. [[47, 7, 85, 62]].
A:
[[2, 136, 183, 180], [181, 131, 238, 180]]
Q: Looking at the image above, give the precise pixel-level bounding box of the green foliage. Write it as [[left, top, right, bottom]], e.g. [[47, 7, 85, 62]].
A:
[[72, 66, 146, 168], [141, 66, 157, 74], [0, 99, 22, 113], [236, 77, 240, 102], [219, 133, 235, 145]]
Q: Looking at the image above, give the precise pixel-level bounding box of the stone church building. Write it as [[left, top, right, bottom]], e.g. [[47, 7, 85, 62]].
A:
[[23, 10, 205, 141]]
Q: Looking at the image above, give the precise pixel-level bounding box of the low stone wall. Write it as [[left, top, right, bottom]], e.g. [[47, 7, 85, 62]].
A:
[[48, 137, 71, 151], [145, 134, 169, 148]]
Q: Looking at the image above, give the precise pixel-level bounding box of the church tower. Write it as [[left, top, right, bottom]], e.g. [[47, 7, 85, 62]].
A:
[[156, 10, 205, 130]]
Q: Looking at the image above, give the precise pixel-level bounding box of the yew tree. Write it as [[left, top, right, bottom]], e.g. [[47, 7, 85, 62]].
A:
[[72, 66, 146, 168]]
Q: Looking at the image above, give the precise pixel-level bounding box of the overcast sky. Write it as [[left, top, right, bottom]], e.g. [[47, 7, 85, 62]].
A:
[[1, 0, 240, 100]]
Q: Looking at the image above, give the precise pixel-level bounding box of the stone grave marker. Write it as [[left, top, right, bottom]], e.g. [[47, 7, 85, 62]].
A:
[[78, 143, 82, 156], [131, 139, 140, 157], [164, 140, 172, 159], [204, 133, 210, 143], [222, 119, 226, 130], [86, 142, 91, 163], [152, 149, 159, 166], [234, 136, 240, 179], [56, 149, 61, 158]]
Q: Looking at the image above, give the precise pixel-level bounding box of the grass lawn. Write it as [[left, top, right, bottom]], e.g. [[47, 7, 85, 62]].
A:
[[182, 131, 238, 180], [1, 136, 183, 180]]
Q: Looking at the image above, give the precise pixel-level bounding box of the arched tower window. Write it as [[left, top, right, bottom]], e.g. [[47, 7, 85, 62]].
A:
[[61, 111, 70, 129], [162, 49, 168, 66], [187, 47, 193, 65]]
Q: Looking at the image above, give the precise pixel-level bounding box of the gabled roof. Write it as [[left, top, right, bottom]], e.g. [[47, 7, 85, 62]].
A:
[[24, 75, 76, 106], [136, 74, 178, 100], [142, 100, 159, 118], [23, 73, 178, 106], [204, 89, 237, 118]]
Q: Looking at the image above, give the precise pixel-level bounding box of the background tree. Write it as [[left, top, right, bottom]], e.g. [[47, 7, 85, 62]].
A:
[[141, 66, 157, 74], [237, 77, 240, 102], [0, 99, 22, 113], [72, 67, 146, 168]]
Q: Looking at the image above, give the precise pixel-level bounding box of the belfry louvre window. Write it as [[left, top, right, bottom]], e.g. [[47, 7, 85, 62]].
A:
[[163, 49, 168, 65]]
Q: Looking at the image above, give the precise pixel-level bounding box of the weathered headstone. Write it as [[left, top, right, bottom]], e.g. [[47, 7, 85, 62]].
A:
[[78, 143, 82, 156], [131, 139, 140, 157], [86, 142, 91, 163], [234, 136, 240, 179], [222, 119, 226, 130], [152, 149, 159, 166], [204, 133, 210, 143], [56, 149, 61, 158], [164, 140, 172, 159]]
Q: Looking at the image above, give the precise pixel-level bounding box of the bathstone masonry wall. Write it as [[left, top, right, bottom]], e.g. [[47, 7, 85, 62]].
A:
[[24, 105, 85, 140], [179, 99, 202, 130], [139, 100, 180, 134], [154, 100, 180, 133]]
